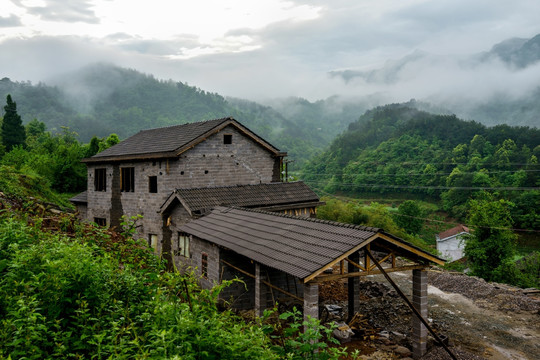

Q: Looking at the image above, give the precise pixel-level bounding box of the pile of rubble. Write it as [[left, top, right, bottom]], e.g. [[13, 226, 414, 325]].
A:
[[428, 271, 540, 313]]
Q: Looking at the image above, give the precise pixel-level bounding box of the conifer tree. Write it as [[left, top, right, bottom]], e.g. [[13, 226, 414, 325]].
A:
[[2, 94, 26, 151]]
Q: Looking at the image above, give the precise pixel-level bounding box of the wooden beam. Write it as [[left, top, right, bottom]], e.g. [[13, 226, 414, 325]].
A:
[[303, 234, 378, 283], [221, 260, 303, 302], [378, 233, 445, 265], [345, 257, 366, 272], [365, 250, 457, 360], [311, 264, 427, 283]]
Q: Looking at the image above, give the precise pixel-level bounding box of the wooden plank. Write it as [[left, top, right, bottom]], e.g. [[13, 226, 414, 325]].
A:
[[346, 256, 366, 271], [303, 234, 378, 283], [221, 260, 303, 302], [311, 264, 427, 283], [378, 233, 445, 265]]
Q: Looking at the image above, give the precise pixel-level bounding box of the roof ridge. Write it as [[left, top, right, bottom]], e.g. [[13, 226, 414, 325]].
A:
[[175, 181, 305, 192], [137, 116, 232, 133], [219, 205, 380, 232]]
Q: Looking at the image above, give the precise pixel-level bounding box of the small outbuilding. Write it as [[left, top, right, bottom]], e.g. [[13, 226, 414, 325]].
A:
[[180, 206, 445, 359], [436, 224, 470, 262]]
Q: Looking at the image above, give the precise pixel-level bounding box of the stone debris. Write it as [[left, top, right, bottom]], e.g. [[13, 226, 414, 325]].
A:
[[428, 271, 540, 313]]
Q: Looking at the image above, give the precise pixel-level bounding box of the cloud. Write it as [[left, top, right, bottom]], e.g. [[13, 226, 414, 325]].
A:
[[13, 0, 100, 23], [0, 15, 22, 27]]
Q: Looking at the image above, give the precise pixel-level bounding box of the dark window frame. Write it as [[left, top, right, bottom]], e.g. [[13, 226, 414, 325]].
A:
[[121, 167, 135, 192], [223, 134, 232, 144], [175, 232, 190, 258], [201, 253, 208, 278], [148, 176, 158, 193], [148, 233, 158, 251], [94, 168, 106, 191], [94, 217, 106, 227]]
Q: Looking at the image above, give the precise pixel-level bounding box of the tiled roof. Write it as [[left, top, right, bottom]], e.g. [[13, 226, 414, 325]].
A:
[[83, 117, 283, 162], [173, 182, 321, 213], [69, 191, 87, 204], [180, 206, 381, 280], [437, 224, 470, 241]]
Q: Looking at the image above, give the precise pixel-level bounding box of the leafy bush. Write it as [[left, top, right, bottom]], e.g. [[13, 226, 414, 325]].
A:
[[0, 213, 276, 359]]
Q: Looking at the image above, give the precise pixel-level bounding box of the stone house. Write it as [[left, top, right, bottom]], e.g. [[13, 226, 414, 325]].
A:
[[71, 117, 322, 263]]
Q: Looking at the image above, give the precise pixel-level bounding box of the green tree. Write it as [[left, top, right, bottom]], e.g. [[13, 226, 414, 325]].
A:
[[2, 94, 26, 151], [464, 195, 517, 281], [395, 200, 423, 234]]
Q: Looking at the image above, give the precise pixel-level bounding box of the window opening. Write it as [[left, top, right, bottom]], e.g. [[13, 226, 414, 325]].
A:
[[202, 253, 208, 278], [121, 167, 135, 192], [94, 217, 106, 227], [176, 232, 190, 258], [94, 168, 106, 191], [148, 234, 158, 251], [148, 176, 158, 193], [224, 134, 232, 144]]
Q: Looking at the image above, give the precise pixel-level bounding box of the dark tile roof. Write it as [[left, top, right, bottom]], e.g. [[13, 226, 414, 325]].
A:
[[173, 182, 321, 213], [180, 206, 381, 280], [69, 191, 87, 204], [83, 117, 283, 162]]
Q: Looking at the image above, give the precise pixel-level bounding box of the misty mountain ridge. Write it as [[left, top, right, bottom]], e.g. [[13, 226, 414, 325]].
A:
[[0, 64, 368, 165]]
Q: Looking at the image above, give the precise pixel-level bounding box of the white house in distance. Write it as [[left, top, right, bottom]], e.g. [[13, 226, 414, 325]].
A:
[[436, 224, 470, 262]]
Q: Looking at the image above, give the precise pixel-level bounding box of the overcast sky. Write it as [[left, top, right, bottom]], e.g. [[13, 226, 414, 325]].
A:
[[1, 0, 540, 102]]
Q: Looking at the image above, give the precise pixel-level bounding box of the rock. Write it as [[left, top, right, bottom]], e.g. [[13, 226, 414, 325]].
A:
[[394, 345, 412, 357]]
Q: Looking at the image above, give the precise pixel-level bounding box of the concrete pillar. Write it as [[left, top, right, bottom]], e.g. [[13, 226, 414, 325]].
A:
[[348, 251, 361, 321], [303, 282, 319, 330], [255, 263, 267, 317], [412, 269, 428, 359]]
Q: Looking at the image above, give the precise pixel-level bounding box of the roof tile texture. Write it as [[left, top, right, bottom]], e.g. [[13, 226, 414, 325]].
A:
[[176, 182, 320, 212], [92, 118, 229, 158], [180, 206, 379, 279]]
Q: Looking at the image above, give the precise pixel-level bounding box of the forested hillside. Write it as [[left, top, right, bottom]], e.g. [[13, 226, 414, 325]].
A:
[[302, 104, 540, 229], [0, 64, 363, 165]]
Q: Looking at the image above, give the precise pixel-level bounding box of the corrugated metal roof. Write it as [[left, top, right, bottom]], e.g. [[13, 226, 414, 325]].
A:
[[69, 191, 87, 204], [174, 182, 320, 213], [180, 206, 380, 280]]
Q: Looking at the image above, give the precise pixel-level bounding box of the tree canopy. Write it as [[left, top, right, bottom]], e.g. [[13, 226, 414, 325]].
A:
[[2, 94, 26, 151]]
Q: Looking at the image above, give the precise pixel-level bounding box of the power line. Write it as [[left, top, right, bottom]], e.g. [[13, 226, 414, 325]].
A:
[[301, 169, 540, 177], [303, 180, 539, 191], [315, 189, 540, 234]]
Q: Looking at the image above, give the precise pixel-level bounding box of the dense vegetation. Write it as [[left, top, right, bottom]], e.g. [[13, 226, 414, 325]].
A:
[[304, 104, 539, 289], [302, 104, 540, 229], [0, 168, 357, 360]]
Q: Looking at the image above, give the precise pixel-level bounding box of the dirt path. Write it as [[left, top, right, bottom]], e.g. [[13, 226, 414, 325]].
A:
[[321, 270, 540, 359], [426, 272, 539, 360]]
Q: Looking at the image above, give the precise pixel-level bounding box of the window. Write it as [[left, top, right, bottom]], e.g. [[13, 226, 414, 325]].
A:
[[148, 176, 157, 193], [201, 253, 208, 278], [176, 232, 190, 258], [223, 134, 232, 144], [94, 217, 106, 227], [121, 167, 135, 192], [94, 168, 106, 191], [148, 234, 158, 251]]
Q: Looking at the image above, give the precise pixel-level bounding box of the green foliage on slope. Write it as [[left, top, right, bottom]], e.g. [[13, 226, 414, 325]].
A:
[[0, 64, 364, 165], [302, 104, 540, 230]]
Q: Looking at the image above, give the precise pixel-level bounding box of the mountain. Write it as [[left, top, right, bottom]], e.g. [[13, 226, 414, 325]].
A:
[[301, 104, 540, 227], [0, 63, 364, 165], [484, 34, 540, 68]]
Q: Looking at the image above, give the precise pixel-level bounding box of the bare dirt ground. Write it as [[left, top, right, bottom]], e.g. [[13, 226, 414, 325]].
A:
[[320, 269, 540, 360]]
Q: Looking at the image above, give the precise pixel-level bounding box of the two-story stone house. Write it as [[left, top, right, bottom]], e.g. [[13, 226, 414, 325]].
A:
[[71, 117, 322, 265]]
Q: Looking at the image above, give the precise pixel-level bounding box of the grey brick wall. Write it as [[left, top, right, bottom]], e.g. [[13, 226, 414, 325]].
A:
[[85, 125, 278, 242]]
